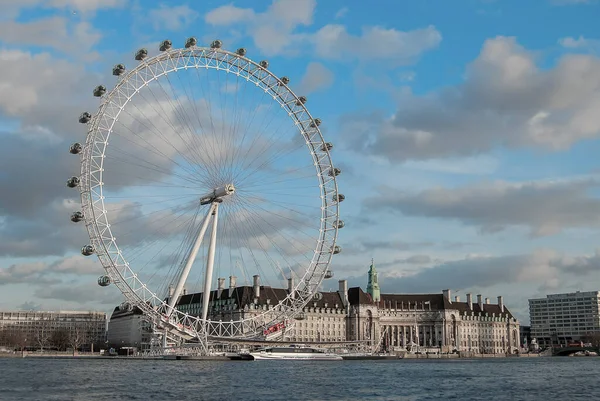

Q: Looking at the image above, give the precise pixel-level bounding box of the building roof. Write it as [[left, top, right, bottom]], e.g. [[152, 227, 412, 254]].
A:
[[379, 293, 450, 311], [348, 286, 372, 305], [348, 288, 514, 318], [167, 283, 515, 318], [176, 285, 346, 310]]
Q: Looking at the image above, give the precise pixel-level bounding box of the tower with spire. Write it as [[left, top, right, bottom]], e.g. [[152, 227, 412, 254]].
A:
[[366, 259, 380, 302]]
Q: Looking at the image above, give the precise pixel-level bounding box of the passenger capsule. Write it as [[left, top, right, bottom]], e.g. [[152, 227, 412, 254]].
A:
[[321, 142, 333, 152], [236, 48, 246, 56], [81, 244, 95, 256], [324, 270, 334, 279], [211, 40, 222, 49], [310, 118, 322, 128], [93, 85, 106, 97], [259, 60, 269, 69], [66, 176, 80, 188], [69, 143, 82, 155], [185, 37, 197, 48], [328, 167, 341, 177], [295, 96, 307, 106], [335, 220, 345, 229], [333, 193, 345, 203], [98, 275, 111, 287], [70, 211, 84, 223], [332, 245, 342, 254], [135, 48, 148, 61], [279, 76, 290, 86], [313, 292, 323, 301], [112, 64, 126, 76], [159, 39, 172, 52], [78, 112, 91, 124], [295, 312, 306, 320]]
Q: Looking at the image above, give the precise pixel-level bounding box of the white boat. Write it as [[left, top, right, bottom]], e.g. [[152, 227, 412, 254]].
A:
[[250, 345, 342, 361]]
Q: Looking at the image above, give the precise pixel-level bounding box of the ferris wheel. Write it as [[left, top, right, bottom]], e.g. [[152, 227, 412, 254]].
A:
[[66, 37, 343, 350]]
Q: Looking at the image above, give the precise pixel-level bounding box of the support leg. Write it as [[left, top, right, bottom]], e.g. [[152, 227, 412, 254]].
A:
[[167, 202, 217, 315], [201, 202, 219, 323]]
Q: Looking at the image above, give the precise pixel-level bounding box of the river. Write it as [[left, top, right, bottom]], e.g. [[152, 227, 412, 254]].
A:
[[0, 356, 597, 400]]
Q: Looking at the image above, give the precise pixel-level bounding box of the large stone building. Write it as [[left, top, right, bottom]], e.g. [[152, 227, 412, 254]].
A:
[[529, 290, 600, 346], [108, 262, 520, 354], [0, 310, 106, 350], [107, 304, 152, 350]]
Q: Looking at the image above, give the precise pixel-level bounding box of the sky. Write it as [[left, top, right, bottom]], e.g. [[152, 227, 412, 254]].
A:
[[0, 0, 600, 325]]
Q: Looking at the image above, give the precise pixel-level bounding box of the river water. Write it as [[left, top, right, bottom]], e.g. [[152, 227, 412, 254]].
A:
[[0, 357, 597, 400]]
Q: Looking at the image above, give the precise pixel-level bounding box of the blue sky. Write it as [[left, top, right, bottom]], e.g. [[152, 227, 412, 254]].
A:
[[1, 0, 600, 324]]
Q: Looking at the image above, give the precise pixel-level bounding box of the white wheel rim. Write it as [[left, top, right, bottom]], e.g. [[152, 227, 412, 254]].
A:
[[77, 44, 342, 344]]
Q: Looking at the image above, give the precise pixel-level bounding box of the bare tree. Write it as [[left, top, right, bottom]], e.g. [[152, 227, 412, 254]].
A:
[[583, 331, 600, 347], [34, 319, 51, 353], [50, 328, 70, 351], [68, 326, 84, 355]]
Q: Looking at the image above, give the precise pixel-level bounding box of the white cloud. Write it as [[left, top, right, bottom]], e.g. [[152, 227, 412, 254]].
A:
[[205, 0, 315, 56], [404, 154, 499, 175], [1, 0, 125, 18], [559, 35, 600, 51], [148, 4, 199, 31], [298, 62, 334, 94], [334, 7, 348, 19], [0, 49, 89, 116], [205, 0, 440, 63], [0, 256, 99, 286], [368, 177, 600, 236], [343, 36, 600, 161], [0, 17, 102, 55], [204, 4, 256, 25], [312, 24, 441, 64], [47, 0, 125, 12]]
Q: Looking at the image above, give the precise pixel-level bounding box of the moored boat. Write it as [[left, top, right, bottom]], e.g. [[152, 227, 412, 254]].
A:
[[250, 344, 342, 360]]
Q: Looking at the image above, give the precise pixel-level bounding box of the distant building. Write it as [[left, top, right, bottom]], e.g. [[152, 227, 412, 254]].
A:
[[107, 304, 152, 350], [0, 310, 106, 350], [519, 326, 531, 347], [529, 291, 600, 346]]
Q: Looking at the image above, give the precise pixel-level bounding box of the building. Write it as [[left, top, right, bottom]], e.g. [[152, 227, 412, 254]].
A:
[[529, 291, 600, 347], [0, 310, 106, 351], [346, 262, 520, 354], [519, 326, 531, 348], [107, 304, 152, 350], [107, 262, 520, 354]]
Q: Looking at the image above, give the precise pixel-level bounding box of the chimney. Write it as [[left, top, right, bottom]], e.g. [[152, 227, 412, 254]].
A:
[[443, 289, 452, 304], [253, 275, 260, 298], [182, 288, 187, 296], [217, 278, 225, 297], [228, 275, 237, 298], [498, 296, 504, 313], [288, 277, 295, 299], [466, 293, 473, 310], [477, 294, 483, 310], [168, 285, 174, 297], [485, 297, 490, 304], [454, 295, 460, 302], [338, 280, 348, 308]]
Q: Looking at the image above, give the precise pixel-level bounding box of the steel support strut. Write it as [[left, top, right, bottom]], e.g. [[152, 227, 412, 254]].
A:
[[201, 202, 219, 322], [167, 202, 218, 315]]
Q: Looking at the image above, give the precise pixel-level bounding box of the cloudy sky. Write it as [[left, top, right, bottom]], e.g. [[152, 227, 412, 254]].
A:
[[1, 0, 599, 324]]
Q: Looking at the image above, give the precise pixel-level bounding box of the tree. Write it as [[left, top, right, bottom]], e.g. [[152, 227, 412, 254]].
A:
[[50, 328, 70, 351], [68, 326, 84, 355], [583, 331, 600, 347], [34, 319, 51, 353]]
